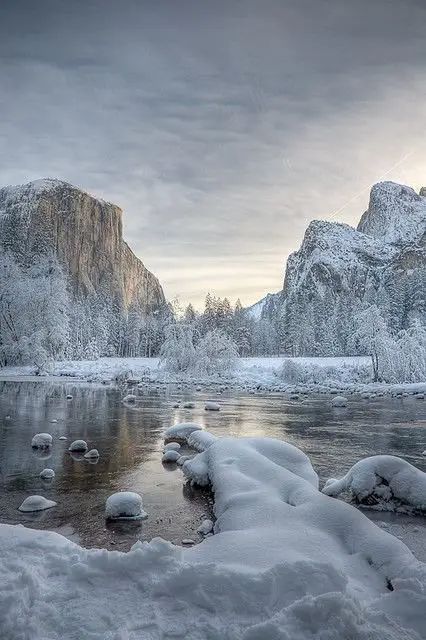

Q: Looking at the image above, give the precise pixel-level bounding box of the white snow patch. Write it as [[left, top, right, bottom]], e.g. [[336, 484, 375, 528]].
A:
[[18, 495, 57, 512]]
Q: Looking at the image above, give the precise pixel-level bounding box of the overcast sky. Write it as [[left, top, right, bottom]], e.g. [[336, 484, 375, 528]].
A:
[[1, 0, 426, 308]]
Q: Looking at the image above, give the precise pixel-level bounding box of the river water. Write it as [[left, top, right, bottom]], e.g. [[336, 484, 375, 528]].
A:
[[0, 379, 425, 556]]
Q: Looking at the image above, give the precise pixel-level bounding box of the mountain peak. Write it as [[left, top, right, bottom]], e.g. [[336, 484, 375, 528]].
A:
[[357, 181, 425, 245]]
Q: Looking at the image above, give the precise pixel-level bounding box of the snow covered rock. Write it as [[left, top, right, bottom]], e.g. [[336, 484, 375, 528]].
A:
[[66, 394, 73, 400], [122, 394, 137, 404], [58, 436, 67, 440], [205, 401, 220, 411], [164, 422, 202, 440], [84, 449, 99, 459], [322, 455, 426, 511], [18, 495, 57, 512], [183, 402, 195, 409], [105, 492, 147, 521], [31, 433, 53, 448], [39, 468, 55, 480], [164, 442, 181, 452], [197, 519, 214, 536], [68, 439, 88, 452], [331, 395, 348, 407], [162, 450, 180, 463]]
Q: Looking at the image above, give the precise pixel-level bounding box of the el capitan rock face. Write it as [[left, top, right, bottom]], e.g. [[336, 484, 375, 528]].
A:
[[253, 181, 426, 355], [0, 178, 165, 314]]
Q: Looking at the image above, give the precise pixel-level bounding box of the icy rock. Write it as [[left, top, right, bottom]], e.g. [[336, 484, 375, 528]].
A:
[[31, 433, 53, 448], [105, 491, 147, 521], [58, 436, 67, 440], [177, 455, 190, 466], [162, 450, 180, 463], [181, 539, 195, 545], [172, 403, 180, 408], [50, 419, 58, 423], [39, 468, 55, 480], [205, 401, 220, 411], [289, 394, 299, 400], [164, 442, 181, 452], [19, 495, 57, 512], [164, 422, 202, 440], [66, 394, 73, 400], [415, 393, 424, 400], [84, 449, 99, 459], [361, 392, 370, 399], [197, 519, 214, 536], [68, 439, 88, 452], [5, 415, 11, 420], [183, 402, 195, 409], [331, 396, 348, 407]]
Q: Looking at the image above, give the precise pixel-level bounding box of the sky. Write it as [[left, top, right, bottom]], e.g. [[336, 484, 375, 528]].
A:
[[1, 0, 426, 309]]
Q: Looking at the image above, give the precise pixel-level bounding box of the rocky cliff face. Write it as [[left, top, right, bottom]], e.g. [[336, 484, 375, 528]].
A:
[[0, 178, 165, 314], [254, 181, 426, 355]]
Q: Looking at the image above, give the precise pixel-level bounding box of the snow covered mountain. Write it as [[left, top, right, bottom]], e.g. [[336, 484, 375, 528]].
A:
[[254, 181, 426, 355], [0, 178, 165, 315]]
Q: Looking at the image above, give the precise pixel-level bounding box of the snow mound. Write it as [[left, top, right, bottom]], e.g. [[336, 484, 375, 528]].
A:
[[122, 394, 137, 404], [68, 440, 88, 452], [164, 442, 181, 452], [164, 422, 202, 440], [31, 433, 53, 448], [1, 432, 425, 639], [183, 402, 195, 409], [186, 430, 217, 452], [162, 450, 180, 463], [205, 401, 220, 411], [18, 495, 57, 512], [84, 449, 99, 459], [105, 492, 147, 521], [39, 469, 55, 480], [322, 455, 426, 511], [331, 395, 348, 407]]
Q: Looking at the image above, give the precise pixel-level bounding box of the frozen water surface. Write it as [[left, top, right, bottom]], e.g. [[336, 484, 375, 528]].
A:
[[0, 379, 424, 557]]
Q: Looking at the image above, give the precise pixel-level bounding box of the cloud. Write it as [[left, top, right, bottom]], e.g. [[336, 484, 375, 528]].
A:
[[1, 0, 426, 308]]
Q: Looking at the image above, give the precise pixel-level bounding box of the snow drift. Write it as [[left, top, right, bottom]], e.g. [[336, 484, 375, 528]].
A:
[[0, 432, 424, 639]]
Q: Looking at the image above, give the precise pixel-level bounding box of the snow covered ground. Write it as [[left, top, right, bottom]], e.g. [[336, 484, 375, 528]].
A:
[[1, 355, 425, 395], [1, 424, 424, 639]]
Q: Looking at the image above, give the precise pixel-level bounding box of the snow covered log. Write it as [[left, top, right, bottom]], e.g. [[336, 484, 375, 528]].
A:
[[322, 455, 426, 512]]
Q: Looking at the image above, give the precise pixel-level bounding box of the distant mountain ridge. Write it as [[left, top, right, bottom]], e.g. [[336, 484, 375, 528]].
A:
[[249, 181, 426, 355], [0, 177, 165, 315]]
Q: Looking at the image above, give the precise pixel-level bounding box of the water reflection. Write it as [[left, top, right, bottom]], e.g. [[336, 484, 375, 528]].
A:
[[0, 380, 425, 552]]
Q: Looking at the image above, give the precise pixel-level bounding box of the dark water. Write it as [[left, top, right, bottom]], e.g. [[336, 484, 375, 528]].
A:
[[0, 379, 425, 554]]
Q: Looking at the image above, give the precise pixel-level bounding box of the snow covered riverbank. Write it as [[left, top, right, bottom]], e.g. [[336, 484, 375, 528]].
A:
[[1, 356, 425, 395], [1, 425, 425, 639]]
